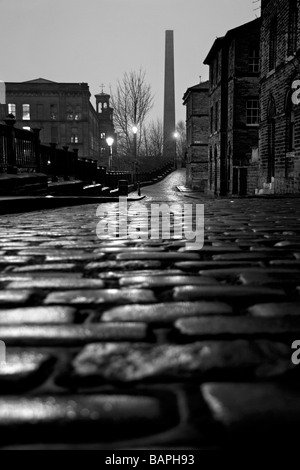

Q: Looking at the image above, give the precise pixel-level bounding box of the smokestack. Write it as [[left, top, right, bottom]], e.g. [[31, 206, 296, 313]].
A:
[[163, 30, 176, 166]]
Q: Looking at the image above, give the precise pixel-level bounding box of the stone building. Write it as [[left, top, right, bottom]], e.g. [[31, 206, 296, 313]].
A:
[[204, 18, 261, 196], [258, 0, 300, 194], [183, 80, 209, 191], [0, 78, 116, 166]]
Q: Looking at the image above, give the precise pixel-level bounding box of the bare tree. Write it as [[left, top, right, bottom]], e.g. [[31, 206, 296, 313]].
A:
[[142, 118, 164, 158], [175, 120, 187, 166], [110, 69, 154, 160]]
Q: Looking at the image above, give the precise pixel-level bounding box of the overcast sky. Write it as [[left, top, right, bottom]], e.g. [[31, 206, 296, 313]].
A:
[[0, 0, 260, 124]]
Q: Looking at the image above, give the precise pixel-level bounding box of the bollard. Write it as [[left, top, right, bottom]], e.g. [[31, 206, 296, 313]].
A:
[[137, 181, 141, 196], [118, 179, 128, 196]]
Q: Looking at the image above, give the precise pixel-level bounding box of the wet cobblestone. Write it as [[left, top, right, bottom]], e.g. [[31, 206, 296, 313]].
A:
[[0, 170, 300, 449]]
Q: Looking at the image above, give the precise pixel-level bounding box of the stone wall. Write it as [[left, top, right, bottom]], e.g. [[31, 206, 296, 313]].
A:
[[259, 0, 300, 194]]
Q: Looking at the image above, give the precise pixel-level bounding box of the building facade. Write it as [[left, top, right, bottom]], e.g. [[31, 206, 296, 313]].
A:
[[183, 81, 209, 191], [0, 78, 116, 166], [258, 0, 300, 194], [204, 19, 261, 196]]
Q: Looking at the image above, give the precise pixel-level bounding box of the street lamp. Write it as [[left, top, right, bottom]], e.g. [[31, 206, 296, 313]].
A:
[[174, 131, 179, 169], [106, 136, 114, 171], [132, 125, 138, 186]]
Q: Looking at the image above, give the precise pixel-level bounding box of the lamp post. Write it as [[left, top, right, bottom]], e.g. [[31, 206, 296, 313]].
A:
[[106, 136, 114, 171], [132, 125, 138, 186], [174, 131, 179, 169]]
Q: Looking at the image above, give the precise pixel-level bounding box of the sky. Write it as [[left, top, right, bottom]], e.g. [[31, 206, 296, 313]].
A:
[[0, 0, 260, 124]]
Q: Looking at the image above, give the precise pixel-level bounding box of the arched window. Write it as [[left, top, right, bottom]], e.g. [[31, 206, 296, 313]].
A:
[[227, 142, 232, 193], [285, 89, 296, 152], [288, 0, 298, 56], [67, 106, 73, 120], [267, 96, 276, 181], [209, 147, 213, 190], [214, 145, 218, 195]]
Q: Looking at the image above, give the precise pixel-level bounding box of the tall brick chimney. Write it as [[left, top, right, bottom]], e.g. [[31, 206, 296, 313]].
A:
[[163, 30, 176, 165]]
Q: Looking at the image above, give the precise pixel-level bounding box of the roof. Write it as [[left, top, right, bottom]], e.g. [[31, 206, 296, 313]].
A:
[[204, 18, 260, 64], [22, 78, 57, 84], [183, 80, 209, 103]]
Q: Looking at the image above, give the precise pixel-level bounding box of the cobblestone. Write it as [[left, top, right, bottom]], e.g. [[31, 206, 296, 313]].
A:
[[0, 323, 148, 346], [201, 383, 300, 445], [44, 289, 157, 305], [0, 350, 55, 391], [0, 170, 300, 448], [70, 340, 294, 384], [175, 316, 300, 338], [85, 260, 162, 271], [119, 275, 219, 288], [101, 301, 233, 323], [0, 306, 76, 324], [0, 290, 34, 306], [248, 302, 300, 317], [0, 394, 176, 444], [173, 285, 286, 303], [7, 278, 105, 290]]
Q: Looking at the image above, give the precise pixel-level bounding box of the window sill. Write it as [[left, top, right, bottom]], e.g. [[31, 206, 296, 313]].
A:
[[286, 151, 296, 158], [286, 54, 296, 63], [266, 69, 275, 78]]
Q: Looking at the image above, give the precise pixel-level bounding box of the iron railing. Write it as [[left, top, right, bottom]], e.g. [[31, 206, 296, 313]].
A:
[[0, 119, 173, 190]]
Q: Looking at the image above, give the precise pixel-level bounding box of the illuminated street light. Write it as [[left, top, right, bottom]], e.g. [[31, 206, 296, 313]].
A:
[[132, 125, 138, 186], [174, 131, 179, 169], [106, 136, 114, 171]]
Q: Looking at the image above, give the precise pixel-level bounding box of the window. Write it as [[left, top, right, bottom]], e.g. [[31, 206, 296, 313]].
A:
[[22, 126, 31, 132], [215, 101, 219, 131], [22, 104, 30, 120], [50, 104, 57, 120], [288, 0, 298, 56], [37, 104, 44, 120], [216, 53, 219, 83], [288, 109, 295, 151], [51, 127, 58, 143], [71, 128, 78, 143], [67, 106, 73, 120], [8, 103, 16, 117], [103, 102, 108, 109], [248, 48, 260, 73], [285, 91, 296, 152], [269, 17, 277, 71], [74, 106, 81, 120], [100, 132, 106, 139], [246, 100, 259, 125], [211, 64, 214, 87], [267, 97, 276, 181]]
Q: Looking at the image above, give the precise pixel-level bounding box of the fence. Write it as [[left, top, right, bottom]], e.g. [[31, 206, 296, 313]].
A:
[[0, 118, 173, 190]]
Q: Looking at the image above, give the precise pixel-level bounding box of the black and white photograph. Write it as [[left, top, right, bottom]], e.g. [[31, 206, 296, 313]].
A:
[[0, 0, 300, 455]]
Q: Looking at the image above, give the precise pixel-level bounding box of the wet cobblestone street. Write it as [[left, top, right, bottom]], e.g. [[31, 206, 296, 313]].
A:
[[0, 170, 300, 449]]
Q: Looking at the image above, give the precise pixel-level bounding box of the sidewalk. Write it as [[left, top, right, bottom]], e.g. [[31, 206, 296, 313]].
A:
[[0, 169, 300, 449]]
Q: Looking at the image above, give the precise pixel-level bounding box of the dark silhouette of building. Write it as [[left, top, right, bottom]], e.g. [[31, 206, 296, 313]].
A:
[[0, 78, 116, 166], [258, 0, 300, 194], [183, 80, 209, 191], [204, 19, 260, 196], [95, 90, 117, 167]]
